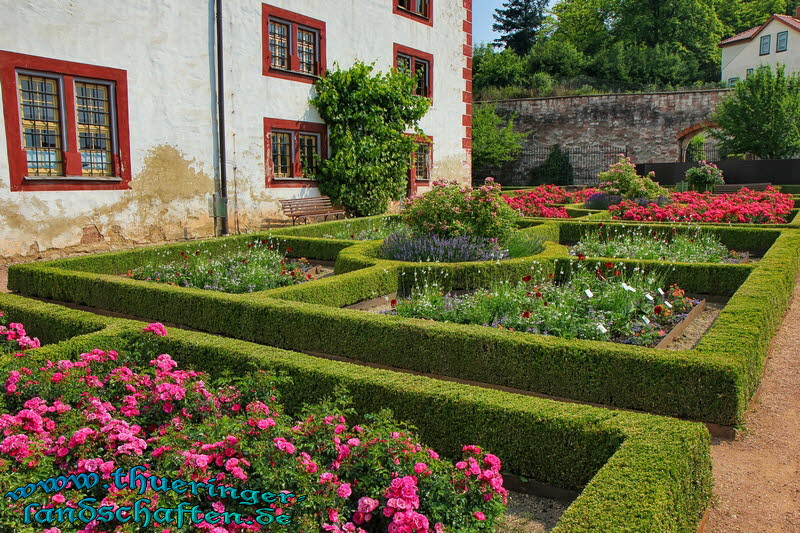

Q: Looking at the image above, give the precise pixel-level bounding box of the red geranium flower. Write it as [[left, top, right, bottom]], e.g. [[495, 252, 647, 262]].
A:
[[522, 311, 531, 319], [390, 299, 398, 308], [195, 250, 201, 256], [522, 275, 532, 282], [605, 262, 614, 269], [654, 305, 663, 315], [262, 239, 268, 245], [242, 259, 247, 264], [548, 273, 554, 279], [577, 253, 586, 260]]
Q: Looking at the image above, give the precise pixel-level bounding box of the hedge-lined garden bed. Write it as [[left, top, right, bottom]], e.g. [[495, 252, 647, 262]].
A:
[[0, 293, 713, 532], [7, 218, 800, 426]]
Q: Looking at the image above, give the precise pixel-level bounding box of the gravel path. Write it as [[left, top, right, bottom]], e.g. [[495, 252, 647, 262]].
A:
[[705, 275, 800, 532]]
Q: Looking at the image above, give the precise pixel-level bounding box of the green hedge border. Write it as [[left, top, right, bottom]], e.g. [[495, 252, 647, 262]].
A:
[[7, 222, 800, 425], [0, 293, 712, 532]]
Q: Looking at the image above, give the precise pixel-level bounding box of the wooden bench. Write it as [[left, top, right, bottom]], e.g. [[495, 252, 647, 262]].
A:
[[713, 183, 771, 194], [279, 196, 346, 225]]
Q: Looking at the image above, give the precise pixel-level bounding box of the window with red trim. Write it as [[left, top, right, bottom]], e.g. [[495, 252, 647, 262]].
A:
[[0, 51, 131, 192], [262, 4, 327, 84], [264, 118, 326, 188], [394, 44, 434, 99], [393, 0, 433, 26], [410, 138, 432, 182]]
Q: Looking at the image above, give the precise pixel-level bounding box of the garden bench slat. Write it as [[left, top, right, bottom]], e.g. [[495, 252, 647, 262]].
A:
[[279, 196, 346, 225]]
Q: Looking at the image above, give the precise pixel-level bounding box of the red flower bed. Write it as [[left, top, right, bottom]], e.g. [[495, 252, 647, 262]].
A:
[[609, 187, 794, 224], [503, 186, 602, 218]]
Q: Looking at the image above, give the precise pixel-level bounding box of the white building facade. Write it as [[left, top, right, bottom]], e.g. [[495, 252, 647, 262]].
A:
[[0, 0, 473, 260], [720, 11, 800, 85]]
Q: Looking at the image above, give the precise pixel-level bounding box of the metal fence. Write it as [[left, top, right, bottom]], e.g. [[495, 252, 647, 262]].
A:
[[480, 144, 628, 187], [685, 144, 721, 162]]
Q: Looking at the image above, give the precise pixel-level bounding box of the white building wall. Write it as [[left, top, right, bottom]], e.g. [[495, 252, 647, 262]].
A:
[[0, 0, 470, 260], [721, 19, 800, 82]]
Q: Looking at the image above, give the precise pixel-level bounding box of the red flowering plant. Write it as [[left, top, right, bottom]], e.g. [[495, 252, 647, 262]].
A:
[[501, 186, 603, 218], [0, 325, 507, 532], [610, 187, 794, 224], [0, 311, 40, 355]]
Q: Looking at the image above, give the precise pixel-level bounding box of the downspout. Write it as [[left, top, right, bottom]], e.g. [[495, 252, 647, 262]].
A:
[[215, 0, 229, 235]]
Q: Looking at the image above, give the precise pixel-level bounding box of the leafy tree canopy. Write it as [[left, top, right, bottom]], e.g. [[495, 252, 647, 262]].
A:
[[711, 64, 800, 159], [310, 62, 430, 216]]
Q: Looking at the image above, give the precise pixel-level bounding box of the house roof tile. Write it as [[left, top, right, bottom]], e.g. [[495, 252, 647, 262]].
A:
[[719, 14, 800, 47]]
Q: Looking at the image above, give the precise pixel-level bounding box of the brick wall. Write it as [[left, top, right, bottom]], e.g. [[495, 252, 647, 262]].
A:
[[485, 89, 731, 185]]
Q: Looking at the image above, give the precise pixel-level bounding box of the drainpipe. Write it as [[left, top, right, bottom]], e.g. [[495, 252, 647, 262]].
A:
[[215, 0, 229, 235]]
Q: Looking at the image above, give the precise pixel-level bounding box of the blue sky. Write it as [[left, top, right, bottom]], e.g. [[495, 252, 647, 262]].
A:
[[473, 0, 555, 46], [473, 0, 504, 45]]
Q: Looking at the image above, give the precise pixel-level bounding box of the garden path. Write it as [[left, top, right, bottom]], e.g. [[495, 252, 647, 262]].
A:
[[706, 274, 800, 532]]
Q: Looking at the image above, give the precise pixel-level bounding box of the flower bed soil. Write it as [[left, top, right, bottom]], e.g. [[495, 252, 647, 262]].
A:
[[347, 291, 716, 350]]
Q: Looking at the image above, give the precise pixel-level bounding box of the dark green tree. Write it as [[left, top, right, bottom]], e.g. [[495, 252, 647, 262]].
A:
[[529, 144, 574, 185], [310, 62, 430, 216], [493, 0, 549, 55], [711, 64, 800, 159], [473, 45, 526, 94]]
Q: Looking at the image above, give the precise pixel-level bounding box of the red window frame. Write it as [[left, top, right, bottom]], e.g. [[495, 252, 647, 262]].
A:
[[393, 44, 434, 100], [0, 51, 131, 192], [264, 117, 327, 188], [262, 4, 327, 84], [393, 0, 434, 27], [407, 134, 433, 195]]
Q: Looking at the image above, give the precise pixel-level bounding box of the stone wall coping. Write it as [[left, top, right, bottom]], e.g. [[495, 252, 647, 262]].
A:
[[479, 88, 732, 105]]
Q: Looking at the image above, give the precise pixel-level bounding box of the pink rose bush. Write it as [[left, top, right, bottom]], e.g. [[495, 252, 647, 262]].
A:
[[0, 323, 507, 532], [610, 187, 794, 224], [0, 311, 40, 355]]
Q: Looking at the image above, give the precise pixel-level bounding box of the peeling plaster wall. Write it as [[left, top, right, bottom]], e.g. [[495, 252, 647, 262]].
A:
[[0, 0, 470, 260], [0, 1, 218, 260]]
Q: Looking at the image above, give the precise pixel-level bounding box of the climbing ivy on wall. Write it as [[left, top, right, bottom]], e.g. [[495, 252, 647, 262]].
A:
[[311, 62, 431, 216]]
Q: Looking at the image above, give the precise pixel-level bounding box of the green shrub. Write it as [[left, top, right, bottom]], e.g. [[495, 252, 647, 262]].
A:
[[403, 178, 520, 243], [598, 154, 666, 199], [685, 161, 725, 192]]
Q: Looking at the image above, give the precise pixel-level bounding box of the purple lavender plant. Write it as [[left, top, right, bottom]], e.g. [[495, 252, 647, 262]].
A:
[[379, 232, 508, 262]]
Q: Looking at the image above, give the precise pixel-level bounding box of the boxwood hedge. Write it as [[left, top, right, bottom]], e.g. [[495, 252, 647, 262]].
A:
[[0, 293, 712, 533], [7, 219, 800, 426]]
